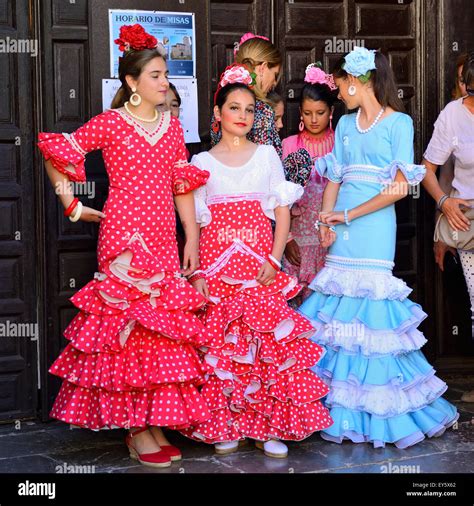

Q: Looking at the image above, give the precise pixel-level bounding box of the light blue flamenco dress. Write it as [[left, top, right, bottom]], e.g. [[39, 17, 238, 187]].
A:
[[299, 111, 459, 448]]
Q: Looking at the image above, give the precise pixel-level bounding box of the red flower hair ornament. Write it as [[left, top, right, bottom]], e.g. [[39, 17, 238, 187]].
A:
[[114, 24, 158, 53]]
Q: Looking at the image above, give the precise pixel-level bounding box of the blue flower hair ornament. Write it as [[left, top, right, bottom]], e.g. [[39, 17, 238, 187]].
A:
[[342, 46, 377, 83]]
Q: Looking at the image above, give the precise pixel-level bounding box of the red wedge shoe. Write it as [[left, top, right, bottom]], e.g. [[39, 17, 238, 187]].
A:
[[160, 445, 182, 461], [125, 427, 171, 468]]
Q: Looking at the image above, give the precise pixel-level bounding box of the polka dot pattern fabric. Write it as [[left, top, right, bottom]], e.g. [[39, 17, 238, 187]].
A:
[[181, 197, 333, 443], [38, 110, 212, 430]]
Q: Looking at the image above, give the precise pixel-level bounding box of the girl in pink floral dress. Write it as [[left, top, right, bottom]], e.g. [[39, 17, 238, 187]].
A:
[[182, 65, 333, 459], [282, 64, 337, 302], [37, 25, 211, 468]]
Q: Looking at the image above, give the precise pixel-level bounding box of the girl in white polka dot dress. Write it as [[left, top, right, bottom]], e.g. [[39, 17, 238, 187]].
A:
[[37, 24, 212, 468], [181, 65, 333, 458]]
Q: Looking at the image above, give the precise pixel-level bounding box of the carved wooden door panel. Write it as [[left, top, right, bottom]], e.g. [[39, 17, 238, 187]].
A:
[[0, 0, 38, 421]]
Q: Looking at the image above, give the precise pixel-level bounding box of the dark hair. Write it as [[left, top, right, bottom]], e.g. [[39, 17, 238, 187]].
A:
[[461, 52, 474, 89], [215, 82, 256, 109], [168, 82, 182, 106], [452, 53, 469, 99], [267, 91, 283, 109], [299, 83, 337, 109], [332, 51, 404, 112], [111, 48, 166, 109]]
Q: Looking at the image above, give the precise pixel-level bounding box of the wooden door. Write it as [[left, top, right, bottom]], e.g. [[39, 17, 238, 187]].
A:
[[37, 0, 211, 420], [0, 0, 38, 421], [210, 0, 271, 127], [422, 0, 474, 372]]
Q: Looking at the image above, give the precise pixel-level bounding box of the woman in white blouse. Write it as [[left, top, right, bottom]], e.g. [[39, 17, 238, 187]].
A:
[[422, 52, 474, 402]]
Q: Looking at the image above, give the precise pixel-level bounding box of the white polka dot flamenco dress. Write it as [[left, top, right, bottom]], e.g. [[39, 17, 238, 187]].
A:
[[181, 145, 333, 443], [37, 109, 213, 430]]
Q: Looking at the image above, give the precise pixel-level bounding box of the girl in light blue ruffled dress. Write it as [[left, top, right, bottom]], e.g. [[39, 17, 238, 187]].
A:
[[299, 47, 459, 449]]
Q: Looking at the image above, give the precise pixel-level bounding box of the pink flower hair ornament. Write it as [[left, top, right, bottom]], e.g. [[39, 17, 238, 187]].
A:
[[213, 64, 254, 105], [234, 32, 270, 56], [304, 62, 337, 91]]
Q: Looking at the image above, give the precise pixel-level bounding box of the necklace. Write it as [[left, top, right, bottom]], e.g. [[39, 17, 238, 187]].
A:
[[299, 129, 334, 160], [124, 101, 158, 123], [356, 106, 385, 134]]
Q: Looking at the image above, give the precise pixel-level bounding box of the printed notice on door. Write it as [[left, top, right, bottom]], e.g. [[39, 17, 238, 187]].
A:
[[109, 9, 196, 78]]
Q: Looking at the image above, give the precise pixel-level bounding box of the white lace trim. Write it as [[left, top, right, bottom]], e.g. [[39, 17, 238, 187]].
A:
[[203, 238, 265, 279], [326, 375, 447, 418], [207, 192, 265, 205], [326, 254, 394, 271], [309, 265, 412, 300], [313, 322, 427, 357], [111, 109, 171, 147], [63, 132, 87, 157]]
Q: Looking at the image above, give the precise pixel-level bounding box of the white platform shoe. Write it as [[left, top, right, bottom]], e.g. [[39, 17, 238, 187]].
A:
[[214, 441, 239, 455], [255, 439, 288, 458]]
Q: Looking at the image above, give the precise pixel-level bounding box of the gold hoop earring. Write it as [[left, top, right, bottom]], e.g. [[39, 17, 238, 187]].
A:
[[129, 87, 142, 106]]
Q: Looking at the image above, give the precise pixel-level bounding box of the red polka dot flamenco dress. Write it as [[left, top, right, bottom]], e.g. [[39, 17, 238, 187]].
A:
[[37, 109, 212, 430], [181, 145, 333, 443]]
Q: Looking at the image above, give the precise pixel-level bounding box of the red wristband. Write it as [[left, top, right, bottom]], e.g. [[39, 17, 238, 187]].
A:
[[266, 256, 280, 271], [188, 272, 205, 283], [64, 198, 79, 217]]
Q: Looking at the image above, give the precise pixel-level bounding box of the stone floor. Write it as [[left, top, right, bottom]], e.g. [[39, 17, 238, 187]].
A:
[[1, 376, 473, 474]]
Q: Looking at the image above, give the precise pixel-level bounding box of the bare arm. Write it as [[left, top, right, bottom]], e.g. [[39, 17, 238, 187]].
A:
[[174, 192, 200, 275], [44, 160, 105, 222], [422, 158, 470, 231], [321, 181, 341, 212], [256, 205, 291, 286], [272, 205, 291, 261]]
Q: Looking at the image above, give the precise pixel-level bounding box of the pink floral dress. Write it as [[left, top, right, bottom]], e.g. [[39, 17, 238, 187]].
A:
[[282, 130, 335, 299], [37, 109, 212, 430]]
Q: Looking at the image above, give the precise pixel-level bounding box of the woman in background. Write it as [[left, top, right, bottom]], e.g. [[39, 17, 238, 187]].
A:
[[422, 52, 474, 403], [211, 33, 283, 157]]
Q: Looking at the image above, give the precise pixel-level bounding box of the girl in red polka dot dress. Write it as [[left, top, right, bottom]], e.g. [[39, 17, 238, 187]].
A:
[[37, 24, 212, 468], [182, 65, 333, 458]]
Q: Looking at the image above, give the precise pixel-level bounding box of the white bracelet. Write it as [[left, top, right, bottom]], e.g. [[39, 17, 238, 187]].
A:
[[69, 201, 83, 222], [268, 254, 282, 269]]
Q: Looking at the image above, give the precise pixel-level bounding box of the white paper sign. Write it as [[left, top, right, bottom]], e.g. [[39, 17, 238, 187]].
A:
[[101, 78, 200, 144], [109, 9, 196, 78]]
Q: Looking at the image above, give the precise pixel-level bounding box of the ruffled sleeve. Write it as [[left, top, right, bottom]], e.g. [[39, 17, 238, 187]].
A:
[[37, 112, 112, 182], [171, 119, 210, 195], [313, 115, 346, 183], [191, 154, 212, 227], [314, 152, 344, 183], [261, 146, 304, 220], [282, 148, 313, 186], [381, 114, 426, 185]]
